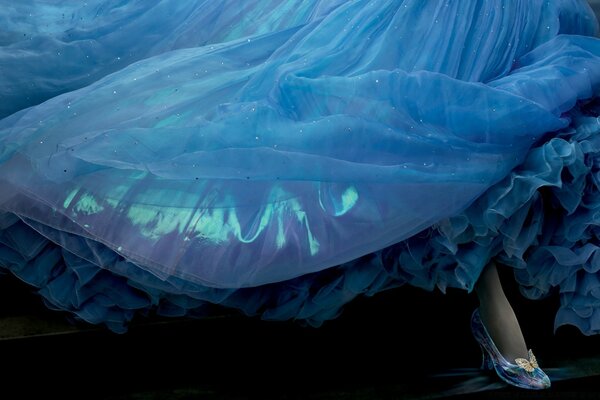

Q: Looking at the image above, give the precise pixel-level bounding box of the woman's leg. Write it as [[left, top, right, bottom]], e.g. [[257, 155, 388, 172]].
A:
[[475, 261, 529, 362]]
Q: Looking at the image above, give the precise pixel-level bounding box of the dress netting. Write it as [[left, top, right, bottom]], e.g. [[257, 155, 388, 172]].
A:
[[2, 0, 600, 333]]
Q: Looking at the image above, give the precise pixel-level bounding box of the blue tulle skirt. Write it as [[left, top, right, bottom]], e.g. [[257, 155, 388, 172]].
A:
[[2, 0, 600, 334]]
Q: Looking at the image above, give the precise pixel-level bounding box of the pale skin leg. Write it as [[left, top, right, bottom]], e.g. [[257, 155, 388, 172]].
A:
[[475, 261, 529, 362]]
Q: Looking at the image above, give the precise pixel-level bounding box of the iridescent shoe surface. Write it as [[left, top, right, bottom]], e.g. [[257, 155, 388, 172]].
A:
[[471, 308, 551, 390]]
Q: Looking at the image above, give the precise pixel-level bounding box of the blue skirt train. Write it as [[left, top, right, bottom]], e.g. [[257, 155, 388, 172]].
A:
[[1, 0, 600, 334]]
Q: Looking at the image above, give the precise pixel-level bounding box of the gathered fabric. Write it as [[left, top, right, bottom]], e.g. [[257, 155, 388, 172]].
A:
[[1, 0, 600, 333]]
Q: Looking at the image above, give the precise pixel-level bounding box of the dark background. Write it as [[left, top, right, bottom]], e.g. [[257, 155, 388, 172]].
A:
[[1, 263, 598, 399]]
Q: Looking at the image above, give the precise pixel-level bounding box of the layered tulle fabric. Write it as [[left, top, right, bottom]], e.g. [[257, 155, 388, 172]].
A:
[[0, 0, 347, 119], [1, 0, 600, 333]]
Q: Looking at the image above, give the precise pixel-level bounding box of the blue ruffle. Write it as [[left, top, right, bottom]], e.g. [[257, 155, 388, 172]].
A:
[[390, 101, 600, 335]]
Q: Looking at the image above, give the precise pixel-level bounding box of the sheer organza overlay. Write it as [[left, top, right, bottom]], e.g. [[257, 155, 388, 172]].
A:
[[1, 0, 600, 333]]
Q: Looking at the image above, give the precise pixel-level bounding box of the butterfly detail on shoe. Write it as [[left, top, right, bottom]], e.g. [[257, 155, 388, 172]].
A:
[[515, 350, 539, 373]]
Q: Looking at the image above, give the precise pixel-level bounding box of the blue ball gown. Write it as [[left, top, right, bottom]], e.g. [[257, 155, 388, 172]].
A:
[[1, 0, 600, 334]]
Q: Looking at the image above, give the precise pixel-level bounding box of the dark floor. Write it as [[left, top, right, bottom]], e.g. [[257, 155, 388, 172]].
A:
[[1, 265, 600, 399]]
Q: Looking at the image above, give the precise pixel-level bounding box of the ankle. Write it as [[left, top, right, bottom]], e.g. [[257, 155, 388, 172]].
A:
[[479, 304, 529, 361]]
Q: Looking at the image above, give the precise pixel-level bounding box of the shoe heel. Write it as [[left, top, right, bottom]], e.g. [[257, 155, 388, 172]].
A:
[[479, 344, 493, 370]]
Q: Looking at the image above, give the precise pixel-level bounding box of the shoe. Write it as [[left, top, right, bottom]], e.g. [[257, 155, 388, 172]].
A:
[[471, 308, 551, 390]]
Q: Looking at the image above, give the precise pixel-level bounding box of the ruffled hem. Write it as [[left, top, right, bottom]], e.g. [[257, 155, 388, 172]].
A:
[[1, 100, 600, 334], [391, 99, 600, 335]]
